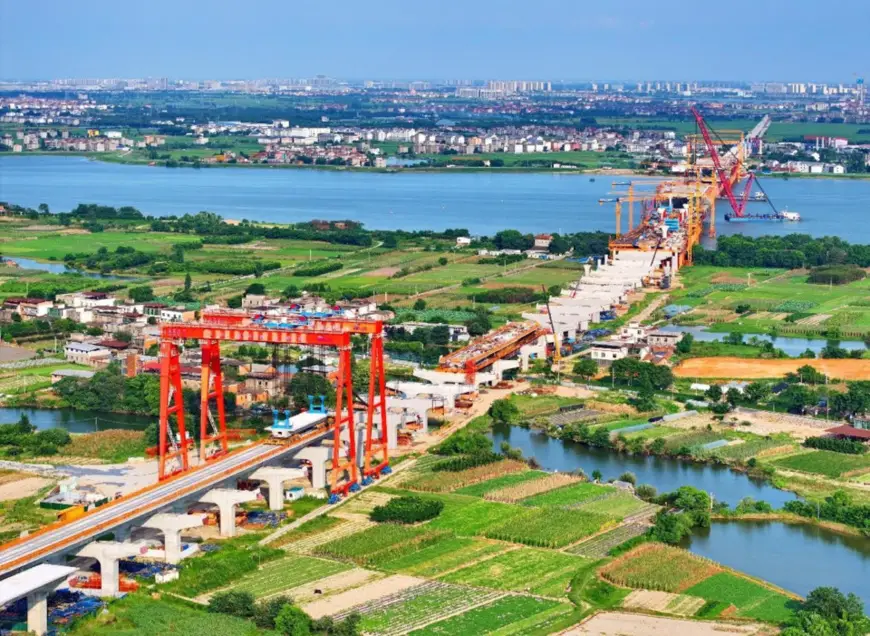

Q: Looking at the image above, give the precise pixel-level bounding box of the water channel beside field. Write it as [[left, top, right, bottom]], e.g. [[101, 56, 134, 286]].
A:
[[4, 156, 870, 237], [490, 423, 870, 606], [489, 422, 796, 507]]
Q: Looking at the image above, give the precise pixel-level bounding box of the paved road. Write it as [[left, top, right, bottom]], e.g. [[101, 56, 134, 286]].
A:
[[0, 441, 302, 575]]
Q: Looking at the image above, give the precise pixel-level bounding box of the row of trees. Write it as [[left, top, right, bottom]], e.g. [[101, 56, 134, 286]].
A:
[[693, 233, 870, 269]]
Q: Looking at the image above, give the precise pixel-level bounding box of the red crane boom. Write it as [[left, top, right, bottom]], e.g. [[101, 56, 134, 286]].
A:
[[690, 106, 745, 218]]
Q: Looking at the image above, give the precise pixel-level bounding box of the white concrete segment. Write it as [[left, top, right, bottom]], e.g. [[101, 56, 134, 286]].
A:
[[199, 488, 257, 537], [0, 564, 75, 636], [77, 541, 148, 596], [141, 513, 205, 564], [0, 437, 328, 577], [250, 467, 306, 511], [0, 563, 76, 605]]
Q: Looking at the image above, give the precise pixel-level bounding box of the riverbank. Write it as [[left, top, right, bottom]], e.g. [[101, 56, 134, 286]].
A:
[[711, 511, 864, 538], [5, 151, 869, 180]]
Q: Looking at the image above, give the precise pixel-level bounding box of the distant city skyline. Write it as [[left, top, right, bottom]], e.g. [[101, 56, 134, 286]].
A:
[[2, 0, 868, 82]]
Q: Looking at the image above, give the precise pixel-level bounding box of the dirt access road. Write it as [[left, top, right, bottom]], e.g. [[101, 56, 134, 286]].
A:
[[675, 357, 870, 381]]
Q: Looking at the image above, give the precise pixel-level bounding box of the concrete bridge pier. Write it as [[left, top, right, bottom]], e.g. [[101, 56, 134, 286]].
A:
[[76, 542, 148, 596], [142, 513, 205, 564], [249, 466, 306, 511], [0, 564, 77, 636], [199, 489, 257, 537]]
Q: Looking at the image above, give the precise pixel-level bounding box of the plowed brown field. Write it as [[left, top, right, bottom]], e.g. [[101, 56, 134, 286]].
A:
[[675, 357, 870, 380]]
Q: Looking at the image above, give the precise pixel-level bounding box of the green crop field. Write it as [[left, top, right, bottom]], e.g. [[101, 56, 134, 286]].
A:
[[455, 471, 547, 497], [771, 450, 870, 478], [379, 536, 509, 577], [314, 523, 434, 564], [573, 492, 650, 518], [685, 572, 797, 623], [409, 596, 571, 636], [664, 431, 732, 452], [358, 583, 502, 634], [484, 507, 611, 548], [623, 425, 682, 441], [510, 394, 585, 417], [232, 554, 349, 598], [521, 482, 614, 507], [442, 548, 595, 597], [428, 499, 530, 536]]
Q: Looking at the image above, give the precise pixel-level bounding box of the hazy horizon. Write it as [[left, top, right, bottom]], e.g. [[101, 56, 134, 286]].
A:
[[3, 0, 868, 83]]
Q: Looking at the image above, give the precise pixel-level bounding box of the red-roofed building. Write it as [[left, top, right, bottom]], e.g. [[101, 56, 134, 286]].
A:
[[534, 234, 553, 249]]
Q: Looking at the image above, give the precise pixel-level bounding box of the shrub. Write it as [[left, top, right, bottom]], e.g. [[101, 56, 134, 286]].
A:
[[433, 430, 492, 456], [253, 596, 293, 629], [808, 265, 866, 285], [275, 604, 311, 635], [804, 436, 867, 455], [370, 495, 444, 524], [208, 590, 256, 618]]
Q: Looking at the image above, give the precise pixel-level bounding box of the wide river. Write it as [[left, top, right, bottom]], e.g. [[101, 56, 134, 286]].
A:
[[489, 423, 870, 605], [2, 156, 870, 237]]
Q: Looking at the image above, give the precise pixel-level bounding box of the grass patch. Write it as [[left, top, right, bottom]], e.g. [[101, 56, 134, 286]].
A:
[[314, 523, 443, 566], [686, 572, 797, 623], [428, 498, 530, 536], [61, 430, 146, 462], [574, 492, 650, 518], [270, 515, 344, 548]]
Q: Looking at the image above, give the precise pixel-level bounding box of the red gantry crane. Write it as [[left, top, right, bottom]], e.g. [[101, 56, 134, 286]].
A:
[[157, 317, 390, 497]]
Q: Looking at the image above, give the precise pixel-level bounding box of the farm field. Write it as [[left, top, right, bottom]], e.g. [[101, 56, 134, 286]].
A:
[[675, 357, 870, 380], [378, 536, 509, 577], [454, 471, 547, 497], [442, 547, 595, 597], [712, 438, 795, 461], [521, 482, 615, 508], [566, 523, 649, 558], [427, 498, 531, 536], [622, 425, 682, 441], [685, 572, 798, 622], [484, 473, 581, 503], [484, 507, 612, 548], [408, 595, 572, 636], [600, 543, 719, 593], [771, 449, 870, 478], [403, 460, 529, 493], [314, 523, 439, 565], [354, 582, 504, 636], [231, 554, 350, 598], [573, 492, 652, 519]]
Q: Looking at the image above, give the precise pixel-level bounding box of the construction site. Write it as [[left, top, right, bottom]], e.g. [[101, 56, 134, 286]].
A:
[[0, 110, 791, 635]]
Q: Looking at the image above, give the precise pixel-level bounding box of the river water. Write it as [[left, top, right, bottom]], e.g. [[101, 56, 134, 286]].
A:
[[2, 156, 870, 237], [3, 256, 137, 280], [489, 423, 870, 605], [660, 325, 867, 355], [0, 407, 154, 433]]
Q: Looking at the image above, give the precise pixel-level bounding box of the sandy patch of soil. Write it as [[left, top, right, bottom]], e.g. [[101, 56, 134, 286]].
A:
[[563, 611, 771, 636], [368, 266, 400, 277], [0, 476, 53, 501], [281, 568, 382, 604]]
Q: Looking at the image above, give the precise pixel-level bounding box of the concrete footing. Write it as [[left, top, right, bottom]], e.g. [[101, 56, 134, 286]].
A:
[[0, 564, 77, 636]]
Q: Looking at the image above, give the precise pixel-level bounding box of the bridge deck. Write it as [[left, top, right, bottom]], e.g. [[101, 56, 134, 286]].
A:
[[0, 440, 315, 576]]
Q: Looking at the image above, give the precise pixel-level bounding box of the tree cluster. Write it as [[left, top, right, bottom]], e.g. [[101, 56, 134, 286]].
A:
[[804, 436, 867, 455], [370, 495, 444, 524], [209, 590, 360, 635], [610, 358, 674, 390]]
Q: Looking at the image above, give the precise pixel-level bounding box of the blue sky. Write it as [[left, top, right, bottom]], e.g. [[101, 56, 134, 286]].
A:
[[3, 0, 868, 81]]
